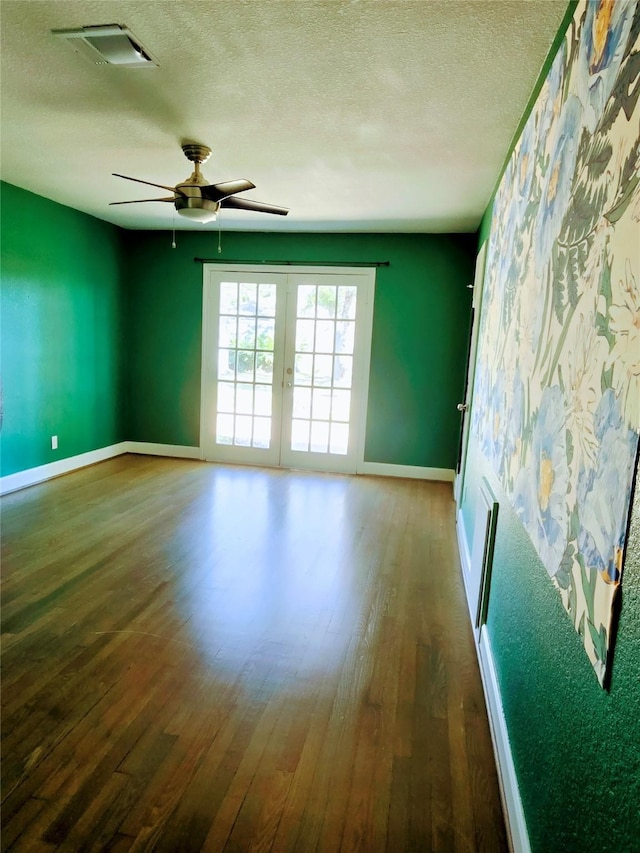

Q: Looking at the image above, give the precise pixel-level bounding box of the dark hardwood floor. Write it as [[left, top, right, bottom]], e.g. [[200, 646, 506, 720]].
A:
[[1, 455, 508, 852]]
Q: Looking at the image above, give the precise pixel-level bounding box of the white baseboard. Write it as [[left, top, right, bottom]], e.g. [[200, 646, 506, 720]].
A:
[[455, 504, 529, 851], [3, 445, 443, 492], [478, 628, 531, 853], [358, 461, 455, 481], [125, 442, 201, 459], [1, 442, 202, 495], [0, 442, 128, 495]]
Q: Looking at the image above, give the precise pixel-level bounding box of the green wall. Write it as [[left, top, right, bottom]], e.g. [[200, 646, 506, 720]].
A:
[[122, 230, 475, 467], [463, 442, 640, 851], [0, 182, 126, 476], [459, 0, 640, 848]]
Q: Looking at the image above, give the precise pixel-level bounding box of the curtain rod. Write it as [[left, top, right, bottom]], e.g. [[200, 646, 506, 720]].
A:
[[193, 258, 390, 267]]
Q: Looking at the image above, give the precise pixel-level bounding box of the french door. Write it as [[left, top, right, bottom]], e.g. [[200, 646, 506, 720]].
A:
[[200, 265, 375, 474]]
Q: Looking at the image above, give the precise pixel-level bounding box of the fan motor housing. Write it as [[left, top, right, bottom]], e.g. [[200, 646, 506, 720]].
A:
[[174, 186, 220, 221]]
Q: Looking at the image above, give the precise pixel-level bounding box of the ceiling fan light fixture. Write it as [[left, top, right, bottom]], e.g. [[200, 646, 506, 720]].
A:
[[175, 195, 219, 223], [110, 143, 288, 222], [176, 206, 218, 223]]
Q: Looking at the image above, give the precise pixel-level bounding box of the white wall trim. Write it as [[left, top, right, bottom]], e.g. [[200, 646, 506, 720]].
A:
[[2, 445, 448, 494], [456, 509, 472, 580], [478, 627, 531, 853], [456, 510, 477, 624], [125, 442, 201, 459], [358, 461, 454, 481], [1, 442, 203, 495], [456, 504, 529, 851], [0, 442, 128, 495]]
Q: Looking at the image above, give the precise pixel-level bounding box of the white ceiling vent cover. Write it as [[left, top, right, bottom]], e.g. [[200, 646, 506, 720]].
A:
[[52, 24, 159, 68]]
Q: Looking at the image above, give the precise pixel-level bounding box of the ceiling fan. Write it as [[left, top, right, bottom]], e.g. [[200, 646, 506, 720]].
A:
[[110, 143, 288, 223]]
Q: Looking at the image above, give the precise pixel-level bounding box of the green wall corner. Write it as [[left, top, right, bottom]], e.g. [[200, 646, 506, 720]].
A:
[[2, 184, 475, 475], [122, 230, 476, 467]]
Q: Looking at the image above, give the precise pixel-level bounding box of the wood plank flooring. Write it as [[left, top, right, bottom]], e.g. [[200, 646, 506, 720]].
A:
[[1, 455, 508, 852]]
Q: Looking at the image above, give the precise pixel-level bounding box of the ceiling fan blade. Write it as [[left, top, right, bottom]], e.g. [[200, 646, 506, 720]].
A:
[[112, 173, 184, 196], [201, 179, 256, 202], [221, 197, 289, 216], [109, 198, 175, 205]]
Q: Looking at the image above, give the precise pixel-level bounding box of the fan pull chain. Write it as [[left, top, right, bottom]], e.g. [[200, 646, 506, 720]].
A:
[[171, 210, 177, 249], [218, 214, 222, 254]]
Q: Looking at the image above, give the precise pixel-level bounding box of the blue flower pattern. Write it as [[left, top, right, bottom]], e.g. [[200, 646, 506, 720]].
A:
[[471, 0, 640, 684]]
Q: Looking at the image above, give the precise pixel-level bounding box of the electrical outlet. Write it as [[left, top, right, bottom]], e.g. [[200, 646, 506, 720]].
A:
[[51, 435, 58, 450]]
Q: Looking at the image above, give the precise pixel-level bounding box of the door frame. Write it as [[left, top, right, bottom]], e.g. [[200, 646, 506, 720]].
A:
[[454, 242, 487, 507], [199, 264, 376, 473]]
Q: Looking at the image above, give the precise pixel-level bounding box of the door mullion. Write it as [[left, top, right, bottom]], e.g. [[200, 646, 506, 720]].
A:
[[277, 280, 297, 465], [272, 281, 294, 467]]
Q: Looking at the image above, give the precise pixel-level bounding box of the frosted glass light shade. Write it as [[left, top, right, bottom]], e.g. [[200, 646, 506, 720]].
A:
[[176, 206, 218, 223]]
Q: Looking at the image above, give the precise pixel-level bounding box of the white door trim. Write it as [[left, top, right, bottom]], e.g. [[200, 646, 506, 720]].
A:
[[454, 242, 487, 506], [200, 264, 376, 473]]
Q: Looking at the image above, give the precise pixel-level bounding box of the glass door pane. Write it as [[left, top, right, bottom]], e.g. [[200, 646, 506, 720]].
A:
[[280, 273, 368, 473], [216, 281, 276, 448], [202, 271, 287, 466]]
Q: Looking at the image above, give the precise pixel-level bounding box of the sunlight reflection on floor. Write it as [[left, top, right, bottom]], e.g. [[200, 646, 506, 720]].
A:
[[175, 468, 364, 683]]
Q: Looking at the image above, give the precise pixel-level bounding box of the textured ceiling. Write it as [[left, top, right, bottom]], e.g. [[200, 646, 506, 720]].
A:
[[0, 0, 568, 232]]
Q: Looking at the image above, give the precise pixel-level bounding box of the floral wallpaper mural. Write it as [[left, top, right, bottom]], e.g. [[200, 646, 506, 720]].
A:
[[472, 0, 640, 685]]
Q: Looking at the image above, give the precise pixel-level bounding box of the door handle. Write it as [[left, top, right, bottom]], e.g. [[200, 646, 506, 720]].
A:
[[457, 403, 468, 412]]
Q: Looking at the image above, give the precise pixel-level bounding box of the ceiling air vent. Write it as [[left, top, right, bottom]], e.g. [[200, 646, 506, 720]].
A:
[[52, 24, 159, 68]]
